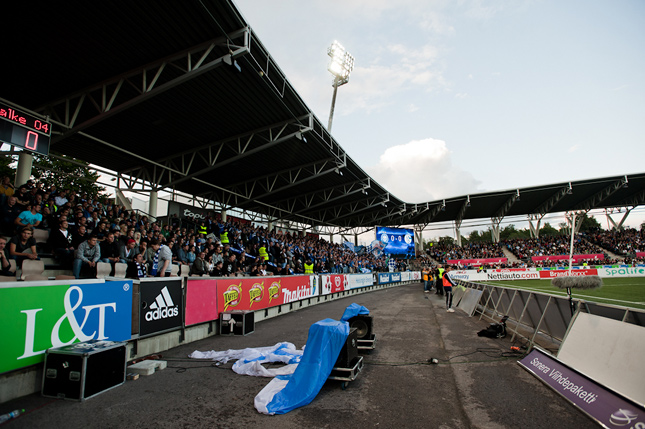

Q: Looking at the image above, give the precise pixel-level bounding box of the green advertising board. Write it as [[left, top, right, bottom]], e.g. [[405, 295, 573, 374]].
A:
[[0, 280, 132, 374]]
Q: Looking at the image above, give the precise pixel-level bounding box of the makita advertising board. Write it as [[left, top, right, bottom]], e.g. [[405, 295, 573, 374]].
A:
[[139, 279, 183, 336], [321, 274, 348, 295], [216, 275, 318, 313], [185, 278, 219, 326], [0, 279, 132, 374]]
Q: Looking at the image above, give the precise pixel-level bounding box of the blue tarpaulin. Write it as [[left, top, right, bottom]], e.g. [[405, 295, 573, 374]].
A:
[[255, 318, 349, 415], [340, 303, 370, 322]]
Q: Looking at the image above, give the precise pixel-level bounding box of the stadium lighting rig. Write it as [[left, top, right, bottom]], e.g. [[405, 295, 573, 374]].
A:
[[327, 40, 355, 132]]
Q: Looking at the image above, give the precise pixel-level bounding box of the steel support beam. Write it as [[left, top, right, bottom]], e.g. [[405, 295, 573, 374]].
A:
[[44, 29, 251, 142]]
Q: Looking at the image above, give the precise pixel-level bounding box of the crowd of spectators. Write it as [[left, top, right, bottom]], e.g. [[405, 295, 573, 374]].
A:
[[586, 228, 644, 257], [423, 228, 644, 269], [5, 175, 641, 278], [0, 176, 412, 279], [502, 235, 601, 261], [428, 242, 505, 264]]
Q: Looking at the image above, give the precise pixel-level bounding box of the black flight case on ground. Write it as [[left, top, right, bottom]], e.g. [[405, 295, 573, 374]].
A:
[[42, 340, 127, 401]]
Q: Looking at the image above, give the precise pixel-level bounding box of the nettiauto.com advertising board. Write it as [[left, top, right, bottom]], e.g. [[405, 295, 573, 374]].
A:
[[0, 280, 133, 374]]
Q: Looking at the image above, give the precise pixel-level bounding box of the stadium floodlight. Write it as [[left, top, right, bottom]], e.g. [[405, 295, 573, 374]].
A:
[[327, 40, 355, 132]]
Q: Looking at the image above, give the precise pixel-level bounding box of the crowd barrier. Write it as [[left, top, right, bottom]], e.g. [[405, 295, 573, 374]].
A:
[[455, 281, 645, 353], [0, 271, 420, 402]]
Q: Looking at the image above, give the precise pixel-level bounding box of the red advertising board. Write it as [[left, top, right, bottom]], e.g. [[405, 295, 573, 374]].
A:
[[538, 269, 598, 279], [321, 274, 348, 295], [216, 275, 315, 313], [531, 254, 604, 262], [446, 258, 507, 265], [185, 278, 219, 326]]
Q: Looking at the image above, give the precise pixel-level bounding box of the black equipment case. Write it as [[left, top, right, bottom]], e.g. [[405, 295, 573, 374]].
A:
[[42, 340, 127, 401]]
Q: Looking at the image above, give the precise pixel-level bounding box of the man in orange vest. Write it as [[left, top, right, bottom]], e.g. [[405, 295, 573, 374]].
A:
[[422, 267, 429, 293], [443, 265, 457, 313]]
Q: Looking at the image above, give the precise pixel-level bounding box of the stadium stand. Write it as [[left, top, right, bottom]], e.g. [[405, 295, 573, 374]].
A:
[[2, 176, 643, 279]]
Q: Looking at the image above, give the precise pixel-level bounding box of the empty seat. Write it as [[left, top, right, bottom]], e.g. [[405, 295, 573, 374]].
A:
[[180, 264, 190, 277], [169, 264, 180, 277], [20, 260, 45, 281], [32, 229, 50, 244], [96, 262, 112, 278], [114, 262, 127, 278]]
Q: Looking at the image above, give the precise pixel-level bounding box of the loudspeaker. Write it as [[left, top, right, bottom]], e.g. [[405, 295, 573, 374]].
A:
[[42, 340, 126, 401], [335, 328, 358, 368], [348, 315, 373, 340], [220, 311, 255, 336]]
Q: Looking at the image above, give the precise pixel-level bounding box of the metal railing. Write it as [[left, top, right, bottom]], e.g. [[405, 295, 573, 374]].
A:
[[456, 280, 645, 353]]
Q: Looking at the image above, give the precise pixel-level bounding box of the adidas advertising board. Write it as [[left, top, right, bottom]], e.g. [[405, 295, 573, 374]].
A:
[[0, 280, 132, 374], [139, 279, 183, 336]]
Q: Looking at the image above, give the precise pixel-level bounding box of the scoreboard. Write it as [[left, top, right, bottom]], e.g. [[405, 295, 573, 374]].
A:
[[0, 102, 51, 156]]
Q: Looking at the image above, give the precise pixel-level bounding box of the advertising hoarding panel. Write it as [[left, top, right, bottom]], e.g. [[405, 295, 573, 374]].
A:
[[1, 280, 132, 374], [185, 278, 219, 326]]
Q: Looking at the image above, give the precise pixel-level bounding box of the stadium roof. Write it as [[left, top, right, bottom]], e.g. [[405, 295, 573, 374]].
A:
[[3, 1, 645, 231]]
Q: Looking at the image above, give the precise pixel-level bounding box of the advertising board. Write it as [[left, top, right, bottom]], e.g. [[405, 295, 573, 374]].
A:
[[446, 258, 507, 265], [346, 274, 374, 289], [185, 278, 219, 326], [139, 279, 183, 336], [0, 280, 132, 374], [519, 348, 644, 428], [321, 274, 348, 295], [216, 275, 317, 313]]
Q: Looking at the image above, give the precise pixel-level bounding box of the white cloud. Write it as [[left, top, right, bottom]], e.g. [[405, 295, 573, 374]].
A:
[[455, 92, 468, 99], [419, 10, 456, 35], [366, 138, 482, 202], [568, 144, 581, 153], [408, 104, 420, 112], [337, 43, 446, 115]]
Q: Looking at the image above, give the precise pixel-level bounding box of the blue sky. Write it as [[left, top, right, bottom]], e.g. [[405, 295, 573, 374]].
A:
[[234, 0, 645, 234]]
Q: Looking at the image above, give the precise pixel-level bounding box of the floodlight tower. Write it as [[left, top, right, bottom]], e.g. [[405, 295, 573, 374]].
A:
[[327, 40, 355, 132]]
